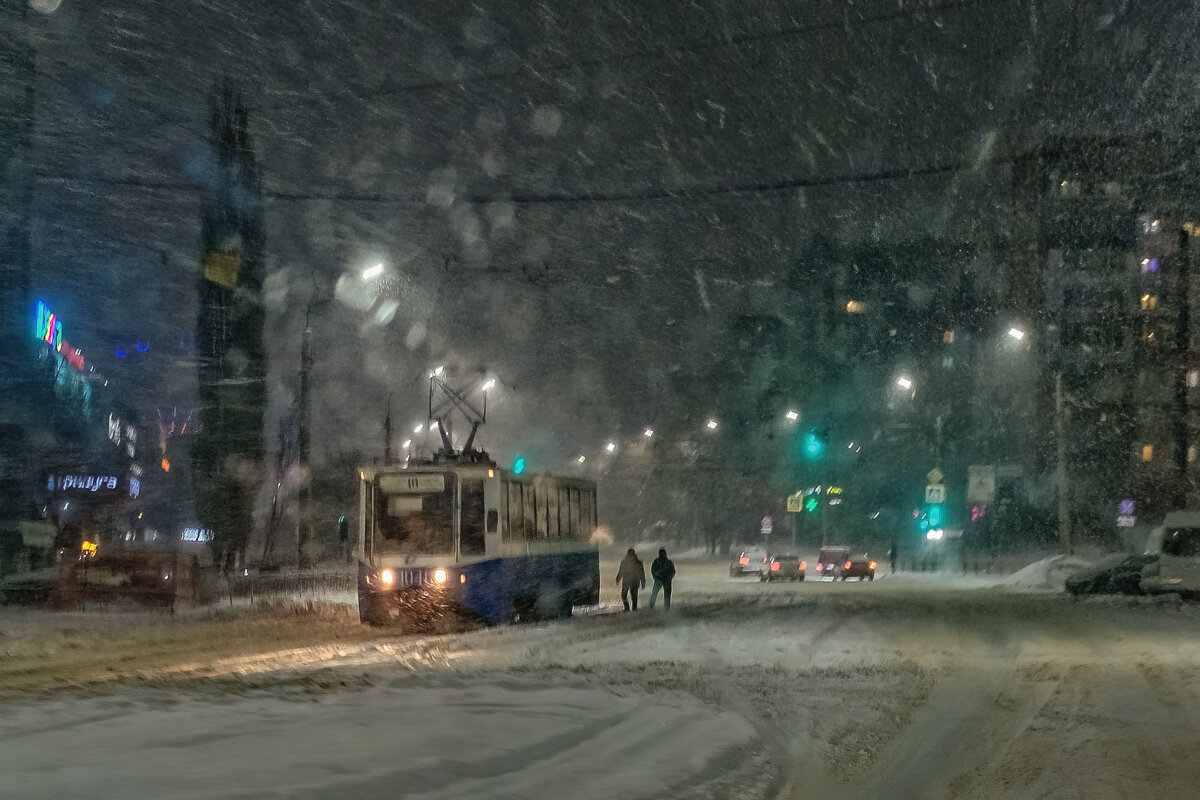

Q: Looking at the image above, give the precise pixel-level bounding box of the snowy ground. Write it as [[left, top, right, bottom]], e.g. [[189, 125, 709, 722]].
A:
[[4, 556, 1200, 799]]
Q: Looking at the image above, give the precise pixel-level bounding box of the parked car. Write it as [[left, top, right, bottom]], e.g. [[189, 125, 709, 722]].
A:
[[814, 546, 849, 580], [730, 547, 768, 577], [1065, 553, 1153, 597], [760, 554, 806, 582], [1066, 511, 1200, 598]]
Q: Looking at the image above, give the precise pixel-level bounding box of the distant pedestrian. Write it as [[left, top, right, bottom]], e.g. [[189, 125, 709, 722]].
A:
[[615, 548, 645, 611], [889, 537, 899, 574], [649, 548, 676, 611]]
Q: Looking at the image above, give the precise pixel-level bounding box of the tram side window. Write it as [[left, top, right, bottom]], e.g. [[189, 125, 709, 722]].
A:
[[461, 479, 485, 555], [375, 484, 454, 554]]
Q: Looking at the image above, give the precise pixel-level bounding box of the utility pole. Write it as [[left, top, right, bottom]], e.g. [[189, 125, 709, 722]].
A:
[[1055, 372, 1071, 555], [383, 392, 393, 464], [296, 307, 313, 568]]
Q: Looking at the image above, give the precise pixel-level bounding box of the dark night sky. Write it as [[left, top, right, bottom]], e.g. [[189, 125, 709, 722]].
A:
[[11, 0, 1200, 484]]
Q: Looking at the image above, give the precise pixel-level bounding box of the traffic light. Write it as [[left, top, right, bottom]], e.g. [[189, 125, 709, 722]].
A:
[[512, 456, 526, 475], [802, 429, 826, 460], [804, 494, 820, 514]]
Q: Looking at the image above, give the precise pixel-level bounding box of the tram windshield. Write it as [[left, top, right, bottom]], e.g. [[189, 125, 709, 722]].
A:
[[373, 472, 454, 556]]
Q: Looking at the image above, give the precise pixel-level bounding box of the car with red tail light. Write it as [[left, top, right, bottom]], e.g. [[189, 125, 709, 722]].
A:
[[759, 553, 806, 582], [730, 547, 768, 577]]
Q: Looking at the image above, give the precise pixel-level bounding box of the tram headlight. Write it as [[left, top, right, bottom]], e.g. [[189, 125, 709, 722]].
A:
[[380, 569, 395, 586], [433, 568, 448, 584]]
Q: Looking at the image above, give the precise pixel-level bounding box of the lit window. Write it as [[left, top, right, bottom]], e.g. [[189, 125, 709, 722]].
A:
[[942, 356, 954, 369], [1189, 370, 1199, 388], [1141, 257, 1159, 273], [1141, 294, 1158, 310], [1142, 444, 1154, 462], [846, 300, 865, 313], [943, 330, 955, 344]]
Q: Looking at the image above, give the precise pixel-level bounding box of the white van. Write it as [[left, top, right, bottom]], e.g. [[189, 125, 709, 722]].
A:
[[1141, 511, 1200, 595]]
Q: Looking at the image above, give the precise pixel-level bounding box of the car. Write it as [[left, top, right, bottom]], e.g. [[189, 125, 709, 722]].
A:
[[730, 547, 767, 577], [759, 554, 806, 582], [1065, 553, 1153, 597], [814, 546, 849, 580], [841, 553, 877, 581], [814, 546, 876, 581]]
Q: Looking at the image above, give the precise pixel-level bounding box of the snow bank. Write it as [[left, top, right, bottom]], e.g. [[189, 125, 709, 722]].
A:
[[999, 555, 1095, 593]]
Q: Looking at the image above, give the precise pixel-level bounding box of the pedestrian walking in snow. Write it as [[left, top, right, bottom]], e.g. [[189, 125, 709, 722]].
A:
[[649, 548, 675, 611], [615, 548, 645, 611]]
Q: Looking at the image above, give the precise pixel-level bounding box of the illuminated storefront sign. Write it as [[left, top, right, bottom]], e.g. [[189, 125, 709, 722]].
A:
[[59, 474, 120, 492], [34, 300, 63, 351], [35, 300, 87, 372], [181, 527, 212, 542]]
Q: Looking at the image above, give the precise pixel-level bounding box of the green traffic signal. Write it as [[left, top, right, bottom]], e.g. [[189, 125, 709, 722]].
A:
[[804, 495, 820, 513], [512, 456, 526, 475], [803, 429, 826, 460]]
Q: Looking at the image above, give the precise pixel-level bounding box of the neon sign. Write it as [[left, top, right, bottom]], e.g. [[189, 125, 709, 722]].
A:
[[59, 474, 119, 492], [34, 301, 63, 351]]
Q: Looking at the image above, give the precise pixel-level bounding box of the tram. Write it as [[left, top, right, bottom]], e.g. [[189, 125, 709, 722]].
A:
[[355, 453, 600, 628]]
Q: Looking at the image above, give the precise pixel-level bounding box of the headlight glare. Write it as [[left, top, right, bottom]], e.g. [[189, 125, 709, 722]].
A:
[[433, 568, 448, 584], [380, 569, 395, 585]]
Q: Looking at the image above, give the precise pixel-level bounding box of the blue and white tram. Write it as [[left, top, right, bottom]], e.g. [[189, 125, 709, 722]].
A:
[[356, 457, 601, 627]]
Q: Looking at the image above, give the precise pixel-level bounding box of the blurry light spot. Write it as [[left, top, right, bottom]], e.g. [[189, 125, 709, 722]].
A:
[[362, 263, 383, 280], [531, 105, 563, 136], [605, 442, 616, 453], [29, 0, 62, 13], [643, 428, 654, 437], [785, 409, 799, 421], [373, 299, 399, 326], [706, 419, 718, 430]]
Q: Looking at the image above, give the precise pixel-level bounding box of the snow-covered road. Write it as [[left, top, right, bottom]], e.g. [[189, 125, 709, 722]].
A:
[[4, 559, 1200, 799]]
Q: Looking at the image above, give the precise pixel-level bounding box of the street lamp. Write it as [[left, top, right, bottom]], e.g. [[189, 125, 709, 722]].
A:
[[896, 376, 913, 390], [605, 441, 616, 453], [706, 419, 719, 430], [361, 263, 383, 281], [785, 409, 800, 421], [481, 378, 496, 391], [643, 428, 654, 438]]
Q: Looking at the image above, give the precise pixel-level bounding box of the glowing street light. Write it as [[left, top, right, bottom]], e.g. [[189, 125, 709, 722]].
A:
[[361, 263, 383, 280], [413, 424, 424, 434], [1007, 327, 1026, 340], [432, 365, 445, 377], [481, 378, 496, 391], [896, 376, 913, 390], [706, 419, 719, 430], [402, 439, 412, 448], [605, 441, 616, 453], [643, 428, 654, 438], [577, 455, 586, 463], [785, 409, 799, 421]]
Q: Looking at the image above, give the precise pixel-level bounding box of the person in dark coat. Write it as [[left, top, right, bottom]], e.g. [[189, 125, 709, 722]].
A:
[[615, 548, 645, 611], [649, 548, 676, 611]]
